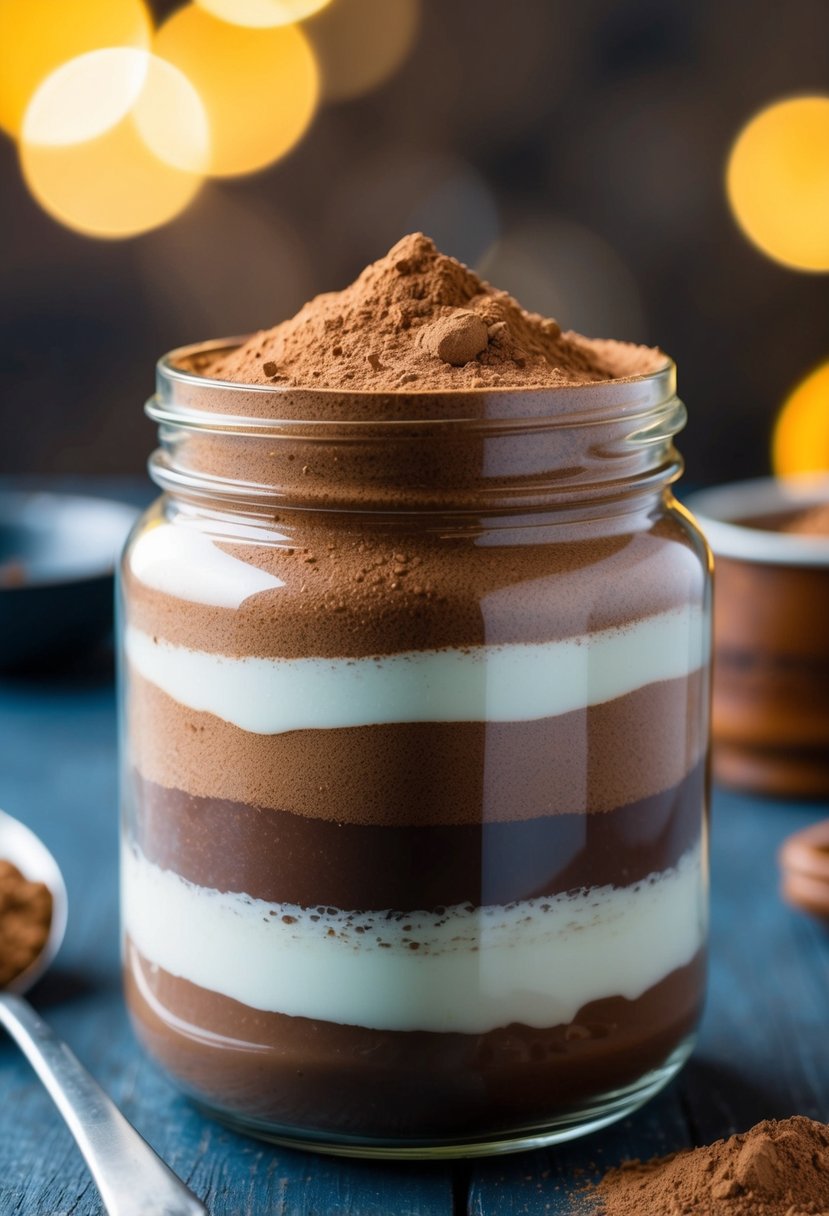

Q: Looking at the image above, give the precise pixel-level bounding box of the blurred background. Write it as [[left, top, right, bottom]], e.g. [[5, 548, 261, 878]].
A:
[[0, 0, 827, 485]]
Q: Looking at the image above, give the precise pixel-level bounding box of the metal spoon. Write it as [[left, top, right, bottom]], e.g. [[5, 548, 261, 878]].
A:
[[0, 808, 207, 1216]]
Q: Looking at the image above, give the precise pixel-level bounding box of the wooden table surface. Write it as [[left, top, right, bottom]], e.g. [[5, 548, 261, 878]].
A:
[[1, 581, 828, 1213]]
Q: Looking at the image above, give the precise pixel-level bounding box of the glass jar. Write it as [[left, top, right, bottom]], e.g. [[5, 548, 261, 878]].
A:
[[118, 342, 711, 1157]]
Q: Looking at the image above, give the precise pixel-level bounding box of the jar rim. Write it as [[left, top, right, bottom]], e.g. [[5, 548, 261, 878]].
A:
[[149, 337, 677, 431]]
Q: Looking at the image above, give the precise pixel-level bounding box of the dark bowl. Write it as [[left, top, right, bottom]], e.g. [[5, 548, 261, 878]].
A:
[[0, 491, 139, 673]]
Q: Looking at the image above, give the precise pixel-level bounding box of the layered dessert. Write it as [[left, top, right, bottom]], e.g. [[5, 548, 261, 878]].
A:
[[120, 235, 710, 1147]]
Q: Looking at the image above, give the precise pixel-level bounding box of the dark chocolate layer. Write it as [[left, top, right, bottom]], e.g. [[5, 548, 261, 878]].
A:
[[125, 941, 705, 1141], [130, 759, 704, 909]]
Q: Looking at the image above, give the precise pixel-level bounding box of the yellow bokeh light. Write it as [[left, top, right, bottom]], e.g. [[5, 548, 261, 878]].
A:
[[21, 50, 208, 239], [195, 0, 332, 28], [726, 95, 829, 272], [307, 0, 420, 102], [154, 5, 318, 177], [22, 50, 150, 148], [0, 0, 151, 137], [773, 362, 829, 476]]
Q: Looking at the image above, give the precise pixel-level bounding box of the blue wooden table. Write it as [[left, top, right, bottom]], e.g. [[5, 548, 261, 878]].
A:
[[1, 532, 828, 1213]]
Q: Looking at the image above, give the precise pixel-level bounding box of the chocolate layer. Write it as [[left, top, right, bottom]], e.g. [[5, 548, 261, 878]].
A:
[[125, 941, 705, 1140], [127, 671, 706, 826], [130, 760, 704, 909], [122, 508, 708, 659]]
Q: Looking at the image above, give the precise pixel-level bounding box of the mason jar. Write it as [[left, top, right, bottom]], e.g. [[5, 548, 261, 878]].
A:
[[118, 341, 711, 1157]]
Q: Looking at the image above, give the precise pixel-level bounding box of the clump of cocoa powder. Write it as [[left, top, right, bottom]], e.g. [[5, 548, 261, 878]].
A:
[[0, 860, 52, 986], [780, 503, 829, 537], [203, 233, 664, 392], [579, 1116, 829, 1215]]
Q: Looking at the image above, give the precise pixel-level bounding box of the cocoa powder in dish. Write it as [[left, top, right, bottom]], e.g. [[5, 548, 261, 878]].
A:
[[579, 1116, 829, 1215], [0, 859, 52, 986], [200, 233, 663, 392], [780, 503, 829, 536]]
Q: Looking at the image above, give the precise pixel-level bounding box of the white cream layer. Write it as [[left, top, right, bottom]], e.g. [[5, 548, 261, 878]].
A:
[[124, 604, 706, 734], [122, 844, 705, 1035]]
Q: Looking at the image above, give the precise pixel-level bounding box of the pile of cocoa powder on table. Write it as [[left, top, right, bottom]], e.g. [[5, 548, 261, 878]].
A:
[[575, 1116, 829, 1214]]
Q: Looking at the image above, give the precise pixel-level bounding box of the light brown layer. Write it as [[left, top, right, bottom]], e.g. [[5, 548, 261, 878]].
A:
[[122, 508, 708, 659], [126, 668, 707, 825]]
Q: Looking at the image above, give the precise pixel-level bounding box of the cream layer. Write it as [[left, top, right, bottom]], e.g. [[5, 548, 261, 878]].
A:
[[121, 843, 706, 1035], [124, 604, 707, 735]]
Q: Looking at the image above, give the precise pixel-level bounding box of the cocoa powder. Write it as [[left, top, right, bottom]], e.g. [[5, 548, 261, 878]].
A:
[[0, 859, 52, 986], [202, 233, 663, 391], [580, 1117, 829, 1215], [780, 503, 829, 536]]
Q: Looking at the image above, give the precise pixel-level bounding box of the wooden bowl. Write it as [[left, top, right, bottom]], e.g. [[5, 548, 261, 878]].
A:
[[687, 477, 829, 798]]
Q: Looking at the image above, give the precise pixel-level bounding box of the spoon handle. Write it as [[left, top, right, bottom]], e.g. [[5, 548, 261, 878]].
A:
[[0, 992, 207, 1216]]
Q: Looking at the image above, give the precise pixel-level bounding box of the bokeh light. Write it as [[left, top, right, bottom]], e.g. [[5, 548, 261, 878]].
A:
[[138, 191, 314, 336], [21, 50, 208, 240], [478, 219, 646, 341], [20, 46, 149, 148], [773, 361, 829, 476], [330, 150, 498, 270], [726, 95, 829, 272], [196, 0, 332, 27], [0, 0, 151, 137], [404, 160, 499, 268], [155, 5, 318, 177], [307, 0, 420, 101]]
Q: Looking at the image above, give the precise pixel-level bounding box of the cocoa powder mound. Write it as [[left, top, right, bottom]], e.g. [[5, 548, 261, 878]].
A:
[[579, 1117, 829, 1215], [0, 859, 52, 986], [202, 233, 664, 391]]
